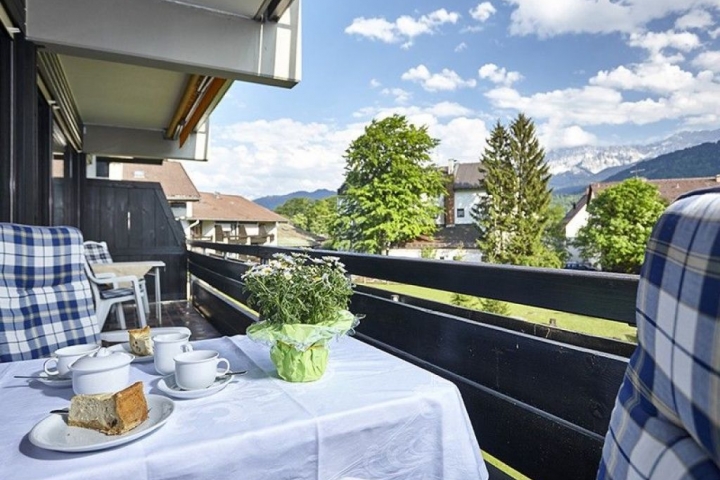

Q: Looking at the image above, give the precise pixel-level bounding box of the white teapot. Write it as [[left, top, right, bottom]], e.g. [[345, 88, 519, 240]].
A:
[[68, 347, 134, 395]]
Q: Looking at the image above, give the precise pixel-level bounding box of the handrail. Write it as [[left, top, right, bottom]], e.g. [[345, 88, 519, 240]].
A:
[[187, 240, 639, 324]]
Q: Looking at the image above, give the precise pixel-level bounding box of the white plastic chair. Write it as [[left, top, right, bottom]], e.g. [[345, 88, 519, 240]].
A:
[[83, 240, 150, 315], [83, 260, 147, 330]]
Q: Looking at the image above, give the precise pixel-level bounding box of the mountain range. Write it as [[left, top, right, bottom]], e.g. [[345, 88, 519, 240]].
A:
[[603, 141, 720, 183], [254, 189, 335, 210], [547, 128, 720, 192]]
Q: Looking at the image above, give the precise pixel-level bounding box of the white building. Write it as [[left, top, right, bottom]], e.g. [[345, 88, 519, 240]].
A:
[[391, 161, 486, 262]]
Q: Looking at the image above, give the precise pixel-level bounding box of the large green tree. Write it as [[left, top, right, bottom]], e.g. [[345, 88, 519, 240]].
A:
[[275, 196, 337, 236], [472, 114, 560, 267], [574, 178, 666, 273], [331, 115, 447, 254]]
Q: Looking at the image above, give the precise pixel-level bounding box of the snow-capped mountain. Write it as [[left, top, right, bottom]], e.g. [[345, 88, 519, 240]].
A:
[[547, 128, 720, 190]]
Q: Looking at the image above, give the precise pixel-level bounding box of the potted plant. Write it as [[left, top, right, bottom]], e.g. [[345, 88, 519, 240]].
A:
[[242, 253, 359, 382]]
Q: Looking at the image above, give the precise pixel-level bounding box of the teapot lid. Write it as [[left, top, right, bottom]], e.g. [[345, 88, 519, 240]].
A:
[[69, 347, 133, 372]]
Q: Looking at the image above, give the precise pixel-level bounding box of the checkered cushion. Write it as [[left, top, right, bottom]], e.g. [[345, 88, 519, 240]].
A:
[[83, 241, 112, 264], [598, 189, 720, 478], [0, 223, 100, 362]]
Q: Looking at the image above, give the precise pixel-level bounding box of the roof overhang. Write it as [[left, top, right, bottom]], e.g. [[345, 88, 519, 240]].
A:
[[23, 0, 301, 160]]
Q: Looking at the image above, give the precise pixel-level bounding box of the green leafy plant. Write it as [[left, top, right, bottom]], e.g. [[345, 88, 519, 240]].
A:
[[242, 253, 353, 325]]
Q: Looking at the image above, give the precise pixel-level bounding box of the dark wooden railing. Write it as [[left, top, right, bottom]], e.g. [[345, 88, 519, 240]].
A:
[[186, 240, 639, 480]]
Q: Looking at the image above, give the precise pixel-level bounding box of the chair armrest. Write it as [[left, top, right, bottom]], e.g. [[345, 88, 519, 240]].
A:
[[93, 275, 142, 286]]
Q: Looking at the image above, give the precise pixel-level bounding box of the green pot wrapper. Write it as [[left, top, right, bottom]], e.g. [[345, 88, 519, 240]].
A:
[[247, 309, 360, 382], [271, 341, 329, 382]]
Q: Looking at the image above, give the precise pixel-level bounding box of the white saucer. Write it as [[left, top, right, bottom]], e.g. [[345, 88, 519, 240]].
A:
[[157, 374, 233, 399], [29, 395, 175, 453], [33, 372, 73, 388], [107, 343, 153, 363]]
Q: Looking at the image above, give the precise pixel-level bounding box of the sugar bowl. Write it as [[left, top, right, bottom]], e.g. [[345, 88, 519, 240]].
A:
[[68, 347, 134, 394]]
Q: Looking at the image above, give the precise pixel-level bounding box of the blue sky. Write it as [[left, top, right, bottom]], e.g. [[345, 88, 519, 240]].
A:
[[183, 0, 720, 199]]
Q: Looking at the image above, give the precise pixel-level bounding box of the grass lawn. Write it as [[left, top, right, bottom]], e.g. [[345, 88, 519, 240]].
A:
[[363, 282, 637, 343]]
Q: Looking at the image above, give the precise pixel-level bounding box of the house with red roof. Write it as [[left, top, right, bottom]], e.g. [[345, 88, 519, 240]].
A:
[[563, 175, 720, 261], [188, 192, 287, 246]]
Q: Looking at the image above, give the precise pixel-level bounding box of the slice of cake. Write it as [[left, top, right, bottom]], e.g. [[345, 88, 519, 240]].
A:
[[68, 381, 149, 435], [128, 325, 153, 356]]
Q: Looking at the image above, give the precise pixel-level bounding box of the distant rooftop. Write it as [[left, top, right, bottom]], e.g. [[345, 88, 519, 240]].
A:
[[453, 162, 486, 190], [405, 224, 478, 249], [120, 161, 200, 202], [190, 192, 287, 223], [590, 176, 720, 203]]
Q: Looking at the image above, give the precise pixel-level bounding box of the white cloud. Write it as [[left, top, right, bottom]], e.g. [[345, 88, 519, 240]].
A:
[[504, 0, 720, 37], [478, 63, 523, 86], [401, 65, 477, 92], [470, 2, 497, 22], [354, 102, 473, 120], [538, 124, 598, 149], [455, 42, 468, 52], [675, 9, 714, 30], [183, 119, 366, 199], [381, 87, 412, 104], [590, 62, 696, 94], [628, 30, 701, 54], [692, 51, 720, 73], [345, 9, 460, 48], [711, 27, 720, 39], [344, 17, 396, 43], [188, 103, 491, 198], [484, 59, 720, 132], [369, 78, 382, 88]]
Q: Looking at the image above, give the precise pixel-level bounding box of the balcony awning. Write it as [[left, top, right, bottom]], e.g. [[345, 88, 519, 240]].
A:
[[23, 0, 301, 160]]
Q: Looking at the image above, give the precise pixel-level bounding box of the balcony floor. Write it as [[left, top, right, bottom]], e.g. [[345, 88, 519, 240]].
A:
[[104, 301, 222, 341]]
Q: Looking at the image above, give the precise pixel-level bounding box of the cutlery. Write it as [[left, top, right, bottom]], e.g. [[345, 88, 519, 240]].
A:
[[222, 370, 247, 377], [50, 408, 153, 415], [14, 375, 68, 380]]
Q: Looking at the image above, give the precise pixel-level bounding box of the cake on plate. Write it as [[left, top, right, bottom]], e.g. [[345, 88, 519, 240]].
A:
[[68, 381, 149, 435], [128, 325, 153, 356]]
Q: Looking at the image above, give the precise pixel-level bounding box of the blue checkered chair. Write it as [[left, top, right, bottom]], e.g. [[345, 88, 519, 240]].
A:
[[598, 188, 720, 479], [0, 223, 100, 362]]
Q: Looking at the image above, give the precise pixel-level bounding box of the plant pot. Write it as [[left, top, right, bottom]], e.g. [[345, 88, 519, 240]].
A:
[[270, 341, 329, 382]]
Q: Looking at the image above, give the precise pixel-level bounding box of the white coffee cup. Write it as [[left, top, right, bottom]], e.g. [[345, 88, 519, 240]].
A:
[[43, 344, 100, 377], [174, 350, 230, 390], [153, 332, 192, 375]]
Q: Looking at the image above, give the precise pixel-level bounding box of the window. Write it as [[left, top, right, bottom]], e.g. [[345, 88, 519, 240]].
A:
[[457, 208, 465, 218], [96, 159, 110, 178]]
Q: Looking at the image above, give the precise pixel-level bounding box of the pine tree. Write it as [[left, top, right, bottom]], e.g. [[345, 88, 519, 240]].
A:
[[473, 114, 560, 267]]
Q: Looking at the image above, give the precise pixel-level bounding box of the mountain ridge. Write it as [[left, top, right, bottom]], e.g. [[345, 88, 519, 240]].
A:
[[254, 189, 336, 210], [603, 141, 720, 183], [547, 128, 720, 190]]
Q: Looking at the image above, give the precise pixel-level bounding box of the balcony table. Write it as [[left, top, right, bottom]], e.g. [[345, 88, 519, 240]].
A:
[[91, 261, 166, 321], [0, 335, 488, 480]]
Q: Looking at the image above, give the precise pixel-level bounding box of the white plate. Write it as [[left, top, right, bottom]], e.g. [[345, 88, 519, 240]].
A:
[[107, 343, 154, 363], [29, 395, 174, 453], [31, 371, 73, 388], [100, 327, 191, 344], [157, 373, 233, 399]]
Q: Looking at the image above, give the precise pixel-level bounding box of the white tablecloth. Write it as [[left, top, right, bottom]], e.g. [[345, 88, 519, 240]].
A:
[[0, 335, 488, 480]]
